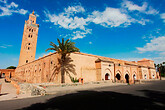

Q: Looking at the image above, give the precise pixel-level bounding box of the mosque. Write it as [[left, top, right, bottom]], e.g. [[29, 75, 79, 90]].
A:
[[1, 11, 159, 84]]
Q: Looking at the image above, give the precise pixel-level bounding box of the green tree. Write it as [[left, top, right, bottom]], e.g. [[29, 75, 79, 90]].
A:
[[156, 63, 165, 77], [6, 66, 16, 69], [46, 38, 80, 83]]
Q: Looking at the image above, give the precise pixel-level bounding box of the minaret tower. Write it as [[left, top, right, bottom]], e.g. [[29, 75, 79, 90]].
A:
[[18, 11, 39, 66]]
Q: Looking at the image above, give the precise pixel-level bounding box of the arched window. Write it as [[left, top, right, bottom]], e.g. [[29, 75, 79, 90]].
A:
[[26, 60, 28, 63], [32, 29, 33, 32], [44, 63, 46, 68], [29, 29, 31, 31], [28, 43, 30, 45], [28, 35, 30, 37], [28, 47, 30, 50], [31, 35, 32, 38]]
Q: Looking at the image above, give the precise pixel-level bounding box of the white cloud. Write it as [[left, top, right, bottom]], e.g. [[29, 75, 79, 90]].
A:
[[160, 13, 165, 23], [89, 41, 92, 44], [151, 57, 165, 64], [122, 0, 158, 15], [72, 29, 92, 40], [145, 6, 159, 15], [122, 0, 147, 12], [137, 36, 165, 54], [45, 5, 91, 40], [7, 2, 18, 8], [64, 5, 85, 14], [122, 57, 165, 64], [135, 18, 150, 25], [0, 0, 6, 3], [0, 44, 13, 48], [0, 1, 28, 17], [18, 9, 28, 15], [36, 14, 40, 17], [44, 6, 87, 31], [0, 46, 7, 48], [88, 7, 133, 27], [160, 52, 165, 56], [45, 4, 154, 40]]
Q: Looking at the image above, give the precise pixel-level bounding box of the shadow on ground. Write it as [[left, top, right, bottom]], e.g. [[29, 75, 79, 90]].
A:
[[0, 93, 8, 96], [20, 90, 165, 110]]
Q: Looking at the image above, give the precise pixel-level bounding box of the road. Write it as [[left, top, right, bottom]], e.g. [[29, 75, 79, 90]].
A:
[[0, 80, 165, 110]]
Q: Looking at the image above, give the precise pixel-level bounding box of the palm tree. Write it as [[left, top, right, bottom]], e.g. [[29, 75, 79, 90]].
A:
[[46, 38, 80, 83]]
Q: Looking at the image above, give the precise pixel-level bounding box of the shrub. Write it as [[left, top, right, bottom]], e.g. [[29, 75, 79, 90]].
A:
[[70, 76, 79, 83]]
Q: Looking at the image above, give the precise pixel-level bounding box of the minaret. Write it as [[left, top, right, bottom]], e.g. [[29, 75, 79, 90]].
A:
[[18, 11, 39, 66]]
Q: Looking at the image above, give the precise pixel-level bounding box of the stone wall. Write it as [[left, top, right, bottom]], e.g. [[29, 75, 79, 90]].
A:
[[14, 52, 158, 84], [15, 52, 61, 83]]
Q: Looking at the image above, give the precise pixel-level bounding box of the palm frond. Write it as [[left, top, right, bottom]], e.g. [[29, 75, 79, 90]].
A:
[[50, 42, 59, 50], [46, 38, 80, 59], [45, 48, 56, 52]]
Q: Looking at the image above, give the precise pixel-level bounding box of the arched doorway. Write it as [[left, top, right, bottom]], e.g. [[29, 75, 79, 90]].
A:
[[152, 74, 155, 79], [2, 73, 5, 78], [9, 73, 12, 78], [144, 74, 147, 79], [125, 74, 129, 83], [116, 73, 121, 80], [133, 74, 136, 80], [133, 74, 136, 84], [105, 73, 110, 80]]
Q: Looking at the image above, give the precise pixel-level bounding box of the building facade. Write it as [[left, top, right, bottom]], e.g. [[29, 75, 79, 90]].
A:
[[0, 69, 15, 78], [14, 11, 158, 84]]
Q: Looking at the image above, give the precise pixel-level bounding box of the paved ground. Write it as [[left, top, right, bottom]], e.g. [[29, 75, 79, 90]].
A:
[[44, 81, 127, 94], [0, 80, 164, 110], [0, 78, 33, 101]]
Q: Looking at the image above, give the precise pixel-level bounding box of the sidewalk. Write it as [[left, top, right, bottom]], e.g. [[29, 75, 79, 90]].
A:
[[44, 82, 127, 95], [0, 78, 128, 101], [0, 78, 32, 101]]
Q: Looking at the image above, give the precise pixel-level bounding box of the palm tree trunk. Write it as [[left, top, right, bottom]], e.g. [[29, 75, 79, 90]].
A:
[[61, 57, 65, 83]]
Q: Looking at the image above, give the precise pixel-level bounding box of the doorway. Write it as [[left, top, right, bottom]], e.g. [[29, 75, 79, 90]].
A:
[[116, 73, 121, 80], [144, 74, 147, 79], [125, 74, 129, 83], [105, 73, 110, 80], [2, 73, 5, 78], [133, 74, 136, 80]]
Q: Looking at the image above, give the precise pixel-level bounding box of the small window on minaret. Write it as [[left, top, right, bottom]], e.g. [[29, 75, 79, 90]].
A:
[[31, 35, 32, 38], [28, 35, 30, 37], [29, 29, 31, 31], [32, 29, 33, 32], [29, 43, 30, 45], [26, 60, 28, 63], [33, 21, 34, 23], [28, 47, 30, 50]]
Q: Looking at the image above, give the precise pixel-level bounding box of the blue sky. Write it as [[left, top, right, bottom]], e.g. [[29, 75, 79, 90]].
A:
[[0, 0, 165, 68]]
